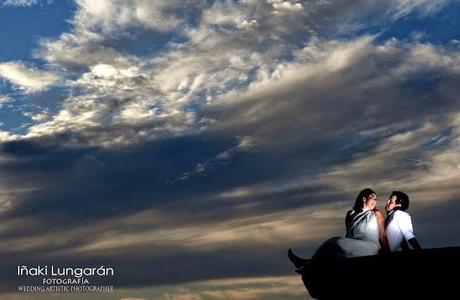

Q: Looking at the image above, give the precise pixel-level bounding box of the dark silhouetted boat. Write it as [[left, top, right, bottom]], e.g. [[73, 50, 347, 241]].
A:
[[295, 247, 460, 299]]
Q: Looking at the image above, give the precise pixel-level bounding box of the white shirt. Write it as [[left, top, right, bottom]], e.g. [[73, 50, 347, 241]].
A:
[[386, 210, 416, 251]]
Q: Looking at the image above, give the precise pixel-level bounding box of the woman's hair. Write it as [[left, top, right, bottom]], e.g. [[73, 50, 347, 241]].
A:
[[352, 188, 376, 211], [390, 191, 409, 211]]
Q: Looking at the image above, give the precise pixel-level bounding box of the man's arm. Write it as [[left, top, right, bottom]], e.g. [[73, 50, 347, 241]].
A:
[[398, 212, 422, 250], [408, 238, 422, 250]]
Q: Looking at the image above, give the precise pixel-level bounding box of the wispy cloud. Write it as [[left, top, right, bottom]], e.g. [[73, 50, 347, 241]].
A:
[[0, 276, 307, 300], [0, 95, 12, 109], [0, 200, 345, 255], [0, 61, 57, 93], [1, 0, 39, 7], [175, 136, 256, 181], [391, 0, 450, 19], [186, 275, 306, 300]]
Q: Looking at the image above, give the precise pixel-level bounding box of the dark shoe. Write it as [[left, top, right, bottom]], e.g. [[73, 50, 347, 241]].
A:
[[288, 248, 308, 268]]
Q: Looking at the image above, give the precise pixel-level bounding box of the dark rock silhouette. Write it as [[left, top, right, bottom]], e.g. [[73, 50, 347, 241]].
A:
[[290, 247, 460, 299], [288, 248, 309, 268]]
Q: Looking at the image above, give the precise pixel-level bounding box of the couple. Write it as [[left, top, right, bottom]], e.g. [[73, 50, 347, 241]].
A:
[[289, 188, 421, 269]]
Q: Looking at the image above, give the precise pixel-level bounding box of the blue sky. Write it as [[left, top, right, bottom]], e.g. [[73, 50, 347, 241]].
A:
[[1, 1, 460, 300], [0, 1, 74, 61]]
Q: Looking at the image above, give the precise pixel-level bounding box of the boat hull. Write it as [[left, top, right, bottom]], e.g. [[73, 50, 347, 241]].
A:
[[300, 247, 460, 299]]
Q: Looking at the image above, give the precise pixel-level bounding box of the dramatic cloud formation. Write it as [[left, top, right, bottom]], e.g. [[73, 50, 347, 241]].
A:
[[0, 0, 459, 299]]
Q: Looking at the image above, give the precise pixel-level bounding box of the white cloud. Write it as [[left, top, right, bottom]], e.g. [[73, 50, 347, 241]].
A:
[[391, 0, 450, 19], [0, 193, 347, 253], [1, 0, 457, 150], [91, 63, 119, 78], [0, 196, 11, 212], [0, 129, 19, 142], [268, 0, 303, 13], [161, 293, 202, 300], [65, 201, 345, 255], [202, 2, 249, 27], [237, 19, 259, 30], [0, 275, 305, 300], [179, 276, 305, 300], [37, 31, 121, 67], [0, 276, 305, 300], [73, 0, 193, 33], [0, 95, 13, 109], [196, 35, 460, 209], [23, 110, 50, 122], [18, 33, 460, 150], [292, 113, 460, 204], [114, 276, 306, 300], [0, 61, 57, 93], [1, 0, 38, 7], [175, 136, 256, 181]]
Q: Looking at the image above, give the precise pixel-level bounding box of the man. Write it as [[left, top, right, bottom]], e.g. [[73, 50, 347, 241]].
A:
[[385, 191, 422, 251]]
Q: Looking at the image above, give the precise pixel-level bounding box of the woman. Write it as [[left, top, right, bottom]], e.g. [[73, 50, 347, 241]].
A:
[[289, 188, 389, 267]]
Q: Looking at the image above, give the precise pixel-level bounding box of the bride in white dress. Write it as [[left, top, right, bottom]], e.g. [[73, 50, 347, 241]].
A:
[[312, 188, 390, 260], [288, 189, 390, 267]]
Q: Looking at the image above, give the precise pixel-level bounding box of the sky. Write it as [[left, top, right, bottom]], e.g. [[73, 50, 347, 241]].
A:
[[0, 0, 460, 299]]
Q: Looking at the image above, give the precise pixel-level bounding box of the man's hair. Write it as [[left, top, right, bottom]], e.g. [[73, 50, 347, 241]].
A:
[[391, 191, 409, 211], [353, 188, 376, 211]]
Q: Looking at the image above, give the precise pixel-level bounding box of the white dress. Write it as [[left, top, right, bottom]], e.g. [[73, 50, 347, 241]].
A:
[[312, 209, 380, 260]]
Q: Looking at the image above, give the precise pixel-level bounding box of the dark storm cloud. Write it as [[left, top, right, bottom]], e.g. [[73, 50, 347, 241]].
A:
[[0, 128, 343, 234], [0, 134, 235, 220]]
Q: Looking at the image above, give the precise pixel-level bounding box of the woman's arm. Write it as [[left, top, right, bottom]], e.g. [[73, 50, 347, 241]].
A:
[[374, 209, 390, 253]]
